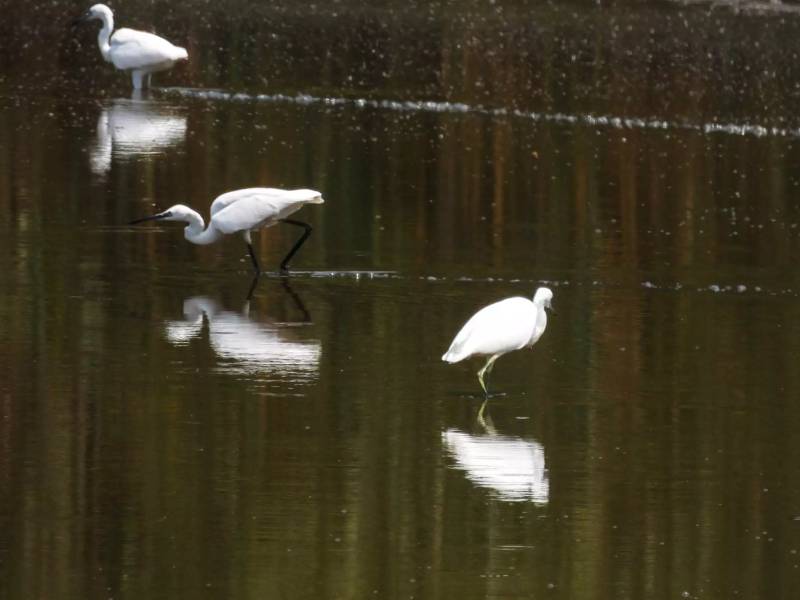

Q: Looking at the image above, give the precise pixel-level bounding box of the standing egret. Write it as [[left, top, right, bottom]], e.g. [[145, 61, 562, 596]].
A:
[[129, 188, 324, 274], [73, 4, 188, 90], [442, 287, 553, 396]]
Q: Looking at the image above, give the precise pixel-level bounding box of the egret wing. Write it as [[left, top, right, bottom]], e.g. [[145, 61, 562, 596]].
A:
[[210, 195, 281, 235], [443, 297, 535, 361], [109, 28, 186, 70], [442, 312, 481, 362], [210, 188, 323, 234], [209, 188, 268, 218], [210, 188, 323, 216]]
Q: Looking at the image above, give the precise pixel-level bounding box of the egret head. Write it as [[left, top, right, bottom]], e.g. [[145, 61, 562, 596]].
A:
[[129, 204, 195, 225], [73, 4, 113, 25], [533, 287, 553, 310]]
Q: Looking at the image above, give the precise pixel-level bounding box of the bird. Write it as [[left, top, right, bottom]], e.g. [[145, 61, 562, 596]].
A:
[[129, 187, 324, 274], [73, 4, 188, 90], [442, 287, 553, 396]]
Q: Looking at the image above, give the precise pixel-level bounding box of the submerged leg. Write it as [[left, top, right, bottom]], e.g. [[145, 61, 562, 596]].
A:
[[247, 243, 261, 275], [278, 219, 313, 273], [476, 354, 500, 397]]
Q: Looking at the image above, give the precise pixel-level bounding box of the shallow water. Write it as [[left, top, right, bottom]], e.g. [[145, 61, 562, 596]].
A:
[[2, 1, 800, 599]]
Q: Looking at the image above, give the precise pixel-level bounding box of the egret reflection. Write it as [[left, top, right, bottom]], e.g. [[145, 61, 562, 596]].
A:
[[164, 293, 320, 379], [443, 422, 549, 504], [90, 98, 187, 174]]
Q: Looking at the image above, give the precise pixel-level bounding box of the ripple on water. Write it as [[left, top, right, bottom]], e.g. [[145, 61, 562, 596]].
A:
[[280, 271, 795, 297], [161, 87, 800, 140]]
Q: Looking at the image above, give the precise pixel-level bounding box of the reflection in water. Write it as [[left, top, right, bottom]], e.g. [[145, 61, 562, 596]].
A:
[[90, 98, 187, 174], [442, 424, 549, 504], [164, 294, 320, 378]]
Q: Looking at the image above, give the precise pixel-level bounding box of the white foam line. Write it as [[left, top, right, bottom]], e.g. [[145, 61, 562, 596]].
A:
[[425, 276, 795, 296], [268, 269, 795, 296], [162, 87, 800, 140]]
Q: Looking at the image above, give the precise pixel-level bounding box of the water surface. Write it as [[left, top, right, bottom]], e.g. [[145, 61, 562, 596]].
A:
[[2, 1, 800, 599]]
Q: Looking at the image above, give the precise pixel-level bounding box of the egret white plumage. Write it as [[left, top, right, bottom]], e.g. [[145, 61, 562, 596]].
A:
[[73, 4, 188, 90], [442, 287, 553, 396], [129, 187, 324, 274]]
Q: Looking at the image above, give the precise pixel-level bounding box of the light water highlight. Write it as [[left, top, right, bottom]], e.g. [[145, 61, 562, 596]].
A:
[[162, 87, 800, 140]]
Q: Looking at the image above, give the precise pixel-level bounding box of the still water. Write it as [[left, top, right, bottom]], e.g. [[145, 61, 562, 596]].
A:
[[2, 1, 800, 598]]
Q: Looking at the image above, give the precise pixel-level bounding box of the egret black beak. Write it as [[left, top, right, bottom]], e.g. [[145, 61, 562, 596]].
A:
[[129, 211, 171, 225]]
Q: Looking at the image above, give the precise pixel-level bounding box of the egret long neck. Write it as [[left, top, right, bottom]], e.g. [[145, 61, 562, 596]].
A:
[[96, 12, 114, 62], [530, 302, 548, 343], [182, 212, 223, 246], [537, 305, 548, 331]]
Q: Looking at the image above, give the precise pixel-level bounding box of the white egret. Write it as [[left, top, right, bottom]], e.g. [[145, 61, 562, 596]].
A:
[[129, 188, 324, 274], [442, 287, 553, 396], [73, 4, 188, 90]]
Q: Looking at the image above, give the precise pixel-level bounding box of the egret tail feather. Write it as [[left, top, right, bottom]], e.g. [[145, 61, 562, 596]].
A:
[[441, 350, 463, 363]]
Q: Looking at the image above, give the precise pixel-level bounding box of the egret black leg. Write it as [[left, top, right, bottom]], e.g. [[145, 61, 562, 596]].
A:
[[247, 243, 261, 275], [279, 219, 313, 274]]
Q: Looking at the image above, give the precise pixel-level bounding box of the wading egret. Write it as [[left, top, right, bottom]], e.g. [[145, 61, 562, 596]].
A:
[[442, 287, 553, 396], [129, 188, 324, 274], [73, 4, 188, 90]]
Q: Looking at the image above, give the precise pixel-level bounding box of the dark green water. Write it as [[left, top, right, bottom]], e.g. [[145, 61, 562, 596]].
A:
[[2, 1, 800, 598]]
